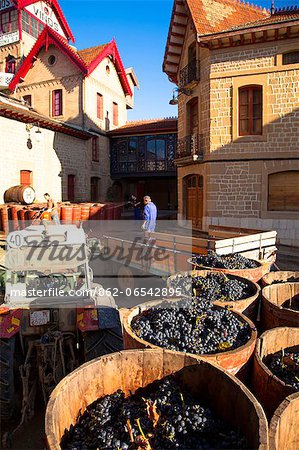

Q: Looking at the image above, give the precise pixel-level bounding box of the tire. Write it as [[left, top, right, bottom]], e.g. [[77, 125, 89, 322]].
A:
[[0, 337, 15, 420], [83, 327, 124, 362]]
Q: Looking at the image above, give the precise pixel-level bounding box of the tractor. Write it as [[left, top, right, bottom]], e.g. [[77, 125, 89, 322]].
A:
[[0, 223, 123, 433]]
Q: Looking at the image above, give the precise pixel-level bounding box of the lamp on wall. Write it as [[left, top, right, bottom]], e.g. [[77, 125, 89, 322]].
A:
[[25, 122, 43, 146], [169, 87, 193, 105]]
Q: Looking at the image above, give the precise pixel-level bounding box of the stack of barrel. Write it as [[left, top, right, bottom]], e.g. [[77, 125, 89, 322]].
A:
[[0, 202, 124, 234]]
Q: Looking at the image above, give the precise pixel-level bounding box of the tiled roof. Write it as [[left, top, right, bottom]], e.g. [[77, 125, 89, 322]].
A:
[[186, 0, 267, 36], [109, 118, 178, 136], [222, 10, 299, 32], [77, 44, 109, 66]]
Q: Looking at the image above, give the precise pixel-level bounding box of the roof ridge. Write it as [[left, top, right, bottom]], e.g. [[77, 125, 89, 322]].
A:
[[274, 5, 299, 15], [125, 117, 178, 123], [77, 43, 110, 53]]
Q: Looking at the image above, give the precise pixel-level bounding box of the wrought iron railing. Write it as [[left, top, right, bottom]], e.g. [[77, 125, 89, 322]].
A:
[[179, 60, 200, 88], [176, 134, 203, 159]]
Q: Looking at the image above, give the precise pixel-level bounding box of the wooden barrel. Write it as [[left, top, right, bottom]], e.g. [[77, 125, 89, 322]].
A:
[[261, 283, 299, 330], [4, 185, 35, 205], [0, 205, 9, 234], [269, 392, 299, 450], [252, 327, 299, 418], [262, 271, 299, 287], [167, 270, 261, 320], [45, 349, 268, 450], [72, 205, 81, 225], [89, 204, 104, 220], [17, 207, 26, 230], [123, 300, 257, 375], [80, 204, 90, 221], [187, 258, 264, 282], [60, 206, 73, 224]]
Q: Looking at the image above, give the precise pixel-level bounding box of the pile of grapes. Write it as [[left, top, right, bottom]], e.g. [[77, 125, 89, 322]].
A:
[[131, 298, 252, 355], [265, 348, 299, 390], [61, 375, 248, 450], [169, 271, 252, 301], [190, 253, 259, 270]]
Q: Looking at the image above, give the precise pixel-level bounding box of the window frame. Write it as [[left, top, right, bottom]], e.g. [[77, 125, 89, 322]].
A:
[[113, 102, 118, 126], [238, 85, 263, 137], [97, 93, 103, 120], [92, 136, 99, 162], [52, 89, 63, 117], [23, 94, 32, 106], [282, 50, 299, 66]]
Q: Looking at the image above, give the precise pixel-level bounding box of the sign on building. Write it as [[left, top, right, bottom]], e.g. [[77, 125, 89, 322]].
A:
[[0, 30, 19, 47], [0, 0, 14, 12], [25, 1, 66, 38]]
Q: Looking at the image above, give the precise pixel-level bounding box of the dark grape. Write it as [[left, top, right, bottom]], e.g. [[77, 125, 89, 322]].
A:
[[169, 271, 252, 301], [191, 252, 259, 270], [131, 297, 252, 355], [265, 348, 299, 390], [61, 375, 248, 449]]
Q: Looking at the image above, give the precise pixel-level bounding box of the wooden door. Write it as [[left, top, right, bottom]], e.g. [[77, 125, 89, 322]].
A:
[[186, 175, 203, 229], [68, 175, 75, 202]]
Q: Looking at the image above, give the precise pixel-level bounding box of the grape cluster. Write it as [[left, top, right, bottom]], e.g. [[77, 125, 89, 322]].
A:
[[265, 348, 299, 390], [131, 298, 252, 355], [169, 271, 252, 302], [191, 253, 259, 270], [61, 375, 248, 450]]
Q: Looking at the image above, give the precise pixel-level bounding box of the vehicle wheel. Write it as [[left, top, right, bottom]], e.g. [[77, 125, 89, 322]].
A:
[[83, 327, 123, 362], [0, 337, 16, 420]]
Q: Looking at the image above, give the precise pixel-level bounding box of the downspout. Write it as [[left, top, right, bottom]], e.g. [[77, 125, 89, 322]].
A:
[[82, 76, 86, 130]]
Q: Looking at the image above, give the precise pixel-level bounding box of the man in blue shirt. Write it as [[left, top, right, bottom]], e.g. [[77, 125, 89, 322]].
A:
[[142, 196, 157, 232]]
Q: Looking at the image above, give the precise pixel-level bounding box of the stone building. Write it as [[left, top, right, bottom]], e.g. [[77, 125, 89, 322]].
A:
[[0, 94, 93, 202], [0, 0, 138, 203], [163, 0, 299, 245], [109, 118, 178, 210]]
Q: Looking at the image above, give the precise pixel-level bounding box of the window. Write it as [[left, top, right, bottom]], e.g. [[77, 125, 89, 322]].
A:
[[146, 138, 166, 171], [67, 175, 75, 202], [48, 55, 56, 66], [92, 137, 99, 162], [239, 86, 262, 136], [268, 171, 299, 211], [0, 10, 18, 34], [21, 11, 44, 38], [113, 102, 118, 126], [20, 170, 32, 186], [5, 55, 16, 74], [91, 177, 100, 201], [23, 95, 32, 106], [52, 89, 63, 117], [282, 51, 299, 65], [97, 93, 103, 120]]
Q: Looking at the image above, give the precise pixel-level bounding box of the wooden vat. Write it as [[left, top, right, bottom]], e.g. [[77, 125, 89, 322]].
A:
[[261, 283, 299, 330], [269, 392, 299, 450], [262, 271, 299, 287], [45, 349, 268, 450]]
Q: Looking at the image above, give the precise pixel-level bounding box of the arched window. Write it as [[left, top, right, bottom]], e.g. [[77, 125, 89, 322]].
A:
[[146, 138, 166, 171], [239, 85, 262, 136], [268, 171, 299, 211], [5, 55, 16, 74]]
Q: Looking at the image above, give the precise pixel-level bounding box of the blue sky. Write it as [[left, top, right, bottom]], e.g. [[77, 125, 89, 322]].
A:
[[60, 0, 293, 121]]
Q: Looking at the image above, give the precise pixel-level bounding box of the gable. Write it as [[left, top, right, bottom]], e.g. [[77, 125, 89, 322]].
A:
[[21, 44, 82, 84], [24, 1, 66, 39]]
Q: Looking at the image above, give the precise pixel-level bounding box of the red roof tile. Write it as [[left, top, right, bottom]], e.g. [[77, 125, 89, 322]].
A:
[[186, 0, 267, 36], [77, 44, 109, 66], [221, 10, 299, 32], [108, 118, 178, 136]]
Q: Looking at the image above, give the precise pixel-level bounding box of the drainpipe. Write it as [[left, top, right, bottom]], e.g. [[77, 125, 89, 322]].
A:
[[82, 76, 86, 130]]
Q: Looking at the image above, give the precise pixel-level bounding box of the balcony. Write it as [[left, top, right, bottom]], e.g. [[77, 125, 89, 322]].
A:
[[176, 134, 203, 160], [0, 72, 14, 90], [179, 60, 200, 88]]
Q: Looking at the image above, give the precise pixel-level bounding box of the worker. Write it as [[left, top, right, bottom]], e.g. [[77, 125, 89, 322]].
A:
[[44, 193, 60, 225], [142, 196, 157, 233]]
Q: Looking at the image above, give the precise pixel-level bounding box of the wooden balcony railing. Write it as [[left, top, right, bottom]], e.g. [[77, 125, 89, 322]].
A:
[[179, 60, 200, 88], [176, 134, 203, 159]]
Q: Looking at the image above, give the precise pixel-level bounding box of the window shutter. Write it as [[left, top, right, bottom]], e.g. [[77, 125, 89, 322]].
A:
[[97, 94, 103, 119], [113, 102, 118, 126]]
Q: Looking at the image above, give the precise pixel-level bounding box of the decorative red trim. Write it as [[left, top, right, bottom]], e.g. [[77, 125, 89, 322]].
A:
[[9, 27, 87, 91], [86, 39, 133, 97], [12, 0, 75, 42]]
